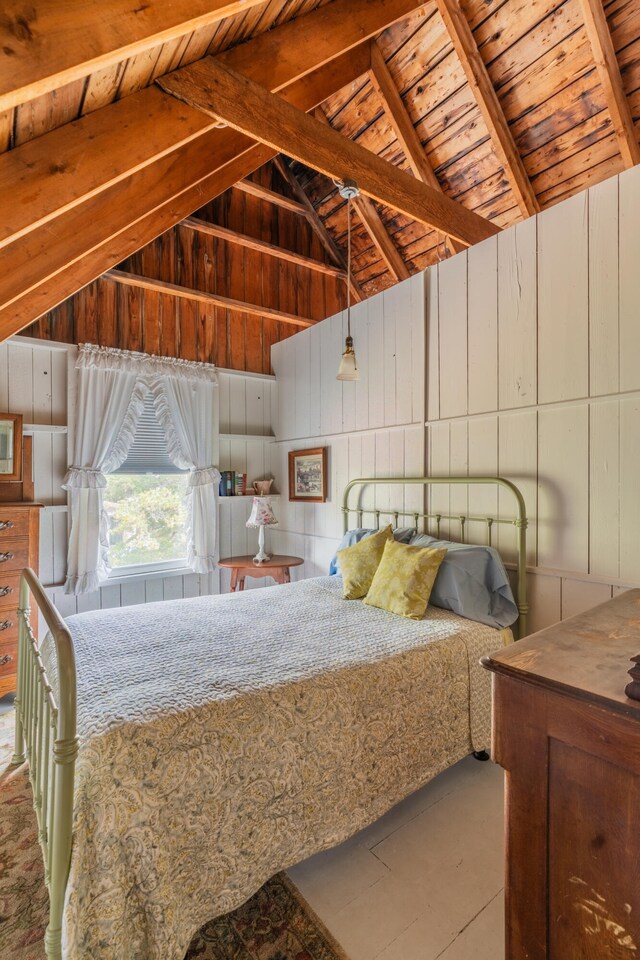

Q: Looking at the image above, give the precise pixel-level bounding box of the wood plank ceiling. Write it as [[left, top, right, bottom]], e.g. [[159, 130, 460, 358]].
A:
[[2, 0, 639, 346]]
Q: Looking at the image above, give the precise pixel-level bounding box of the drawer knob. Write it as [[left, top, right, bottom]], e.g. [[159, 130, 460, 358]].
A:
[[0, 552, 14, 563], [0, 586, 13, 597], [0, 619, 12, 631], [0, 653, 13, 666], [0, 521, 14, 531]]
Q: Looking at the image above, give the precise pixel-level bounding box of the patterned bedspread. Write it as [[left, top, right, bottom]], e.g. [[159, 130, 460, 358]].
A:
[[42, 575, 509, 960]]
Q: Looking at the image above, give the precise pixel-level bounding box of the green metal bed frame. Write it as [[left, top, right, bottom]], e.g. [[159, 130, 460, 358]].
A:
[[12, 474, 527, 960]]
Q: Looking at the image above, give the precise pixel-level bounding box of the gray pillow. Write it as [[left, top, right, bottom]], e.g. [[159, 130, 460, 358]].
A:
[[410, 534, 518, 629], [329, 527, 416, 576]]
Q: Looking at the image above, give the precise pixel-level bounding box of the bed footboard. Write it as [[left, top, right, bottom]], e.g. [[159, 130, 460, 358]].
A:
[[12, 568, 77, 960]]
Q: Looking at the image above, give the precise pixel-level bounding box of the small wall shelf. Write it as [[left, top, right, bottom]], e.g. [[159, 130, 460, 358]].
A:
[[219, 433, 275, 443], [219, 494, 280, 501], [23, 423, 68, 433]]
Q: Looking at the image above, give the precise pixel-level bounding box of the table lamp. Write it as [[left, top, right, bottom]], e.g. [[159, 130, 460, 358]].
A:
[[246, 496, 278, 563]]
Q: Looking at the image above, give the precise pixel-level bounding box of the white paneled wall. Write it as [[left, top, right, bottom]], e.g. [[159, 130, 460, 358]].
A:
[[427, 163, 640, 634], [271, 274, 426, 578], [0, 339, 277, 613]]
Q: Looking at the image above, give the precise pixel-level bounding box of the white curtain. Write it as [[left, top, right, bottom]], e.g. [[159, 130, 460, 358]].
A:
[[63, 345, 219, 594], [151, 368, 220, 573], [62, 346, 146, 595]]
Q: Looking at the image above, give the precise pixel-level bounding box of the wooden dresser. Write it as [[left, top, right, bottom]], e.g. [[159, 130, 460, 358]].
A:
[[0, 503, 42, 698], [483, 590, 640, 959]]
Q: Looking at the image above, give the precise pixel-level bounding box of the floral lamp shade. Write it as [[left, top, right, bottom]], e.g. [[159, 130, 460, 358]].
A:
[[246, 496, 277, 563]]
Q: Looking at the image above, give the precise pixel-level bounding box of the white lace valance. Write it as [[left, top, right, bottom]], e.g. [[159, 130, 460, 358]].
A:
[[77, 344, 218, 385]]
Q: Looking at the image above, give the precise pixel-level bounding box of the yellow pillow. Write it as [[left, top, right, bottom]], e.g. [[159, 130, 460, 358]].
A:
[[338, 525, 394, 599], [364, 539, 447, 619]]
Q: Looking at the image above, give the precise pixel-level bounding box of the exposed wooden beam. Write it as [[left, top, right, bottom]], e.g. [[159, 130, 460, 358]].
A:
[[577, 0, 640, 168], [106, 269, 315, 328], [233, 180, 309, 216], [434, 0, 539, 218], [158, 60, 499, 246], [0, 0, 266, 112], [314, 103, 410, 282], [1, 0, 410, 337], [274, 155, 364, 303], [367, 40, 464, 257], [183, 216, 347, 278]]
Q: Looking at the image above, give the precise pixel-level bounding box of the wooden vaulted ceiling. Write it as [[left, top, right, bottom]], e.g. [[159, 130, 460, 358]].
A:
[[1, 0, 639, 346]]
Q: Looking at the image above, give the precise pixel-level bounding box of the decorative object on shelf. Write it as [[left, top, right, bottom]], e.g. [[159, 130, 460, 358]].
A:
[[288, 447, 327, 503], [0, 414, 23, 482], [253, 479, 273, 495], [626, 652, 640, 701], [246, 496, 278, 563], [336, 179, 360, 382]]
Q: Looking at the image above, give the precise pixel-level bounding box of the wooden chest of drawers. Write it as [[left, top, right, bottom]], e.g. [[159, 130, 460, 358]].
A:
[[0, 503, 42, 698]]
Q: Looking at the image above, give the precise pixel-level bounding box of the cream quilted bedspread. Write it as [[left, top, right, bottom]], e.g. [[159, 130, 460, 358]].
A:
[[42, 575, 509, 960]]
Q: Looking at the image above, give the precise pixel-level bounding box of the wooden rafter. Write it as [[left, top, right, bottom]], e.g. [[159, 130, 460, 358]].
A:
[[434, 0, 539, 219], [106, 270, 315, 328], [158, 60, 499, 245], [313, 106, 409, 282], [1, 0, 411, 338], [233, 180, 309, 216], [0, 0, 267, 112], [577, 0, 640, 168], [183, 216, 347, 279], [274, 156, 364, 303], [367, 41, 464, 257]]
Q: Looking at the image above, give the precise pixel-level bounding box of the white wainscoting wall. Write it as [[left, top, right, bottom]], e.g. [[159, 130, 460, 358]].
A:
[[0, 336, 277, 613], [271, 273, 426, 578], [426, 163, 640, 634]]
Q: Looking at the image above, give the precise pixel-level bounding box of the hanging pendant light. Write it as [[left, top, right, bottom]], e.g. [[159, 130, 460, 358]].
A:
[[336, 179, 360, 382]]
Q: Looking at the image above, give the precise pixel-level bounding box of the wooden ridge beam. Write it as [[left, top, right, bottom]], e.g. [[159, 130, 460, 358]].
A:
[[434, 0, 539, 219], [106, 269, 315, 328], [183, 216, 347, 278], [0, 0, 266, 112], [367, 40, 464, 257], [158, 60, 499, 246], [274, 155, 364, 302], [233, 180, 309, 215], [577, 0, 640, 168], [0, 0, 411, 338]]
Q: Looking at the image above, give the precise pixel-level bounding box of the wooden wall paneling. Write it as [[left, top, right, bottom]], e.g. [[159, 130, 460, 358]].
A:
[[467, 416, 499, 541], [0, 341, 8, 408], [619, 165, 640, 392], [404, 424, 425, 518], [426, 265, 439, 423], [7, 340, 34, 417], [467, 236, 498, 415], [537, 192, 589, 404], [437, 253, 468, 419], [427, 420, 450, 536], [360, 431, 377, 517], [144, 579, 165, 603], [320, 315, 343, 438], [228, 376, 247, 435], [98, 278, 117, 347], [526, 572, 562, 635], [332, 435, 350, 539], [589, 399, 620, 581], [409, 272, 426, 427], [497, 216, 537, 410], [537, 405, 589, 573], [383, 286, 398, 428], [374, 430, 391, 519], [498, 409, 538, 565], [244, 377, 267, 436], [354, 300, 370, 433], [294, 329, 311, 441], [341, 310, 357, 436], [560, 577, 613, 620], [619, 397, 640, 583], [588, 175, 619, 396], [388, 429, 406, 522], [367, 292, 386, 430], [218, 373, 231, 433], [449, 419, 469, 540]]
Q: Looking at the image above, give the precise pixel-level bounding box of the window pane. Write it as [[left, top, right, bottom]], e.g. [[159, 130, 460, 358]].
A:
[[105, 473, 189, 568]]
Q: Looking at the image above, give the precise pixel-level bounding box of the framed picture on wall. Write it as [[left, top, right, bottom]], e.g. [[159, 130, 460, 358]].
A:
[[0, 413, 22, 482], [288, 447, 327, 503]]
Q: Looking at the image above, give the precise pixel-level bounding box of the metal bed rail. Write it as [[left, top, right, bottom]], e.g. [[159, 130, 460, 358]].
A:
[[11, 568, 77, 960], [342, 476, 528, 638]]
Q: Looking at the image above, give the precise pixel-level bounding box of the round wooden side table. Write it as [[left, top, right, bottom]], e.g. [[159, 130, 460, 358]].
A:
[[218, 554, 304, 592]]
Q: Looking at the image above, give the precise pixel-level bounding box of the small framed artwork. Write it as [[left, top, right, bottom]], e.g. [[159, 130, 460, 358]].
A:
[[288, 447, 327, 503], [0, 413, 22, 482]]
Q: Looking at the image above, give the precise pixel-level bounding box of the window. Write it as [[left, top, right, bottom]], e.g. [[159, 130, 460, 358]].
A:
[[105, 393, 189, 574]]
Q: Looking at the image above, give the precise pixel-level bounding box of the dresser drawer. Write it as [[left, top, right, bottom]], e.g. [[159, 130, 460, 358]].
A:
[[0, 512, 30, 539], [0, 571, 21, 611], [0, 637, 18, 679], [0, 612, 18, 638], [0, 538, 30, 571]]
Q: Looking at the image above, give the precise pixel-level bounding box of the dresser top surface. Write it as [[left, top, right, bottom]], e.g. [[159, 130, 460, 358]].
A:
[[484, 589, 640, 716]]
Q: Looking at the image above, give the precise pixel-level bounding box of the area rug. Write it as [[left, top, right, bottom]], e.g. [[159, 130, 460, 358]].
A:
[[0, 709, 349, 960]]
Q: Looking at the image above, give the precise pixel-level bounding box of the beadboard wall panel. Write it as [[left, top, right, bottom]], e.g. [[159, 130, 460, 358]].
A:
[[427, 163, 640, 634], [0, 337, 277, 611], [271, 274, 427, 578]]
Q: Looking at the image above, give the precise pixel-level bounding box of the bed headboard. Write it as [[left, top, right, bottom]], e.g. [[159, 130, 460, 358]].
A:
[[342, 475, 528, 638]]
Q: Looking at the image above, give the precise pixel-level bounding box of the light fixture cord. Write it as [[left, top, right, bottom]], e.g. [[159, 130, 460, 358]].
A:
[[346, 194, 352, 339]]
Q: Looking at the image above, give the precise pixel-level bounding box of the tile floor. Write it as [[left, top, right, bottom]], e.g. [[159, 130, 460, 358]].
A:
[[287, 755, 505, 960]]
